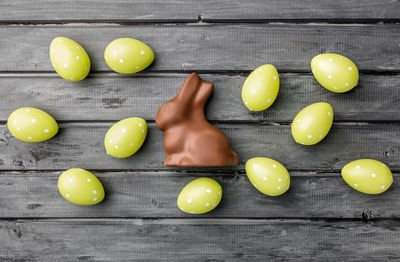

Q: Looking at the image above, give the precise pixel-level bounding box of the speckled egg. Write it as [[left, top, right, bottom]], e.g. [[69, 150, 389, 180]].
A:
[[58, 168, 105, 205], [104, 117, 147, 158], [104, 38, 154, 74], [242, 64, 279, 111], [245, 157, 290, 196], [8, 107, 58, 142], [291, 102, 333, 145], [177, 178, 222, 214], [311, 53, 359, 93], [50, 37, 90, 81], [341, 159, 393, 194]]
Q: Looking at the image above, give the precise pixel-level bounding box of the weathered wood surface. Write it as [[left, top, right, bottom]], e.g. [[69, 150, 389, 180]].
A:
[[0, 123, 399, 171], [0, 171, 398, 219], [1, 0, 399, 22], [1, 24, 400, 72], [1, 73, 399, 122], [2, 219, 400, 261]]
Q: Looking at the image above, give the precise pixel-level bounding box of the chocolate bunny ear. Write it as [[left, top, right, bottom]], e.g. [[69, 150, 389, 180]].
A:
[[193, 79, 213, 108], [175, 73, 202, 104]]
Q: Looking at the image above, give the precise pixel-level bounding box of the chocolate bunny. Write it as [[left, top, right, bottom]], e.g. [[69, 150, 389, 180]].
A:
[[155, 73, 238, 166]]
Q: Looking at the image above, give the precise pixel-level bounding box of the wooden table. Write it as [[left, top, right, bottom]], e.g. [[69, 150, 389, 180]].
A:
[[0, 1, 400, 261]]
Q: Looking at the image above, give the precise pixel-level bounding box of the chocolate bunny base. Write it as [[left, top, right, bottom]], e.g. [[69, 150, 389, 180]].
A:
[[155, 73, 238, 167]]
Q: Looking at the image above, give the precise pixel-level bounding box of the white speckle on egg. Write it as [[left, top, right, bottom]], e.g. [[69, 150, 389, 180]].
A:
[[58, 39, 63, 43], [44, 129, 49, 133], [296, 119, 300, 123], [136, 66, 141, 69], [328, 75, 332, 79], [206, 189, 212, 193], [278, 178, 282, 182], [253, 163, 259, 168], [70, 77, 74, 80], [93, 197, 98, 202], [121, 128, 126, 133], [205, 203, 210, 206], [258, 68, 263, 72], [28, 136, 32, 140], [273, 75, 277, 80], [140, 50, 145, 55], [142, 129, 145, 133], [320, 134, 323, 138], [245, 101, 248, 105], [139, 123, 143, 127], [328, 112, 331, 117], [87, 178, 91, 182], [333, 86, 338, 90], [262, 176, 267, 181], [17, 128, 20, 131], [76, 46, 80, 49], [78, 169, 83, 171], [85, 67, 88, 71], [277, 186, 281, 190], [307, 134, 312, 138], [372, 173, 376, 178], [13, 120, 16, 125], [180, 207, 184, 211], [190, 211, 195, 214], [25, 109, 30, 112], [119, 59, 124, 63], [267, 99, 271, 103], [252, 90, 256, 94], [66, 194, 70, 198], [113, 50, 117, 55], [187, 198, 192, 203], [109, 139, 112, 143], [64, 64, 68, 68], [348, 67, 352, 71], [69, 178, 73, 182], [131, 143, 134, 147], [381, 186, 385, 189], [93, 190, 97, 194], [356, 165, 360, 169], [345, 83, 349, 86], [213, 204, 216, 207], [115, 145, 119, 149], [273, 164, 277, 168], [218, 191, 221, 195], [354, 184, 358, 187], [312, 70, 315, 73], [328, 58, 333, 62]]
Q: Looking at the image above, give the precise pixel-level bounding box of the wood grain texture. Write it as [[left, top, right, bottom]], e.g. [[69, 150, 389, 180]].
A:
[[1, 24, 399, 72], [0, 123, 399, 171], [1, 73, 399, 122], [1, 0, 399, 22], [2, 219, 400, 261], [0, 171, 398, 219]]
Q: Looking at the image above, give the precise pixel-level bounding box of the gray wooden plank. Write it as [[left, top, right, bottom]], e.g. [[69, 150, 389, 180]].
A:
[[0, 171, 398, 218], [1, 218, 400, 261], [1, 73, 399, 122], [1, 0, 399, 21], [0, 24, 399, 72], [0, 123, 398, 171], [0, 0, 201, 22], [202, 0, 400, 21]]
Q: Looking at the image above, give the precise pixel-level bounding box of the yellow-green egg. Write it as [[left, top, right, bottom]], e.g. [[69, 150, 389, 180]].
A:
[[7, 107, 58, 142], [341, 159, 392, 194], [104, 117, 147, 158], [242, 64, 279, 111], [245, 157, 290, 196], [291, 102, 333, 145], [50, 37, 91, 81], [58, 168, 105, 205], [311, 53, 359, 93], [104, 38, 154, 74], [177, 178, 222, 214]]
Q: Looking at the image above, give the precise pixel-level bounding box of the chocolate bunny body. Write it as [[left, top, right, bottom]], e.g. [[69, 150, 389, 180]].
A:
[[155, 73, 238, 166]]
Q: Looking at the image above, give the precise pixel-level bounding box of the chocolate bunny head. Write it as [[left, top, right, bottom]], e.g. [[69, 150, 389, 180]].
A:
[[155, 73, 238, 167], [155, 73, 213, 131]]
